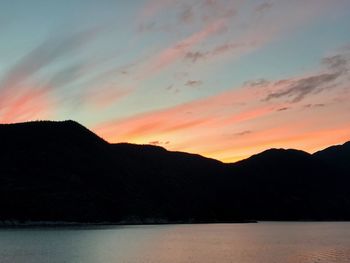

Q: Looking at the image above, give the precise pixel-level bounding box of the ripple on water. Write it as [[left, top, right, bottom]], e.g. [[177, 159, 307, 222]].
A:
[[297, 247, 350, 263]]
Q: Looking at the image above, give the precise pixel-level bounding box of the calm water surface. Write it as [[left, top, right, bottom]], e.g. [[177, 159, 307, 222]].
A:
[[0, 222, 349, 263]]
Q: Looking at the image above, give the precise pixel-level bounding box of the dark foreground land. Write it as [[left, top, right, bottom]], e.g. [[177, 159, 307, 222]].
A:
[[0, 120, 349, 224]]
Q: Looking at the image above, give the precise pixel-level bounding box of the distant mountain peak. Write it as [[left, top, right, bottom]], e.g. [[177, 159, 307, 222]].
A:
[[0, 119, 108, 147], [260, 148, 310, 155], [237, 147, 311, 163], [313, 140, 350, 155]]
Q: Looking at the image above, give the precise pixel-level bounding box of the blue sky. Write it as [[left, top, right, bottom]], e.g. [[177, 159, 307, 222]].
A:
[[1, 0, 350, 161]]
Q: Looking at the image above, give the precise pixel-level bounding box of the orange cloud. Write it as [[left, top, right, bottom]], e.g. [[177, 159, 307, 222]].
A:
[[93, 82, 283, 148], [93, 57, 350, 163]]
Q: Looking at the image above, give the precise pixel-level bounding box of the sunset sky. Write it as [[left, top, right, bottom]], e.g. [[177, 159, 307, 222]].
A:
[[1, 0, 350, 162]]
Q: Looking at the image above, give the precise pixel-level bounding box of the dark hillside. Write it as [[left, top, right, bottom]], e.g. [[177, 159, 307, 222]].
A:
[[0, 120, 349, 223]]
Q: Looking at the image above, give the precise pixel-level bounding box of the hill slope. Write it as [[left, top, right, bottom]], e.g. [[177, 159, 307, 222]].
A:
[[0, 120, 349, 223]]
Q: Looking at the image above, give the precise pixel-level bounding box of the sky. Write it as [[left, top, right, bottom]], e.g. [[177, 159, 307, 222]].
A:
[[1, 0, 350, 162]]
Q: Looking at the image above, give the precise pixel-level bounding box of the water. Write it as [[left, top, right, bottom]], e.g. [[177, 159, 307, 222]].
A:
[[0, 222, 349, 263]]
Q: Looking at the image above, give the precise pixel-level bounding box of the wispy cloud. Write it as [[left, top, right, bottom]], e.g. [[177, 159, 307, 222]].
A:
[[184, 41, 258, 63], [149, 140, 170, 146], [0, 84, 54, 123], [0, 29, 97, 92], [94, 50, 350, 162], [140, 18, 227, 78], [277, 107, 289, 112], [185, 51, 207, 63], [82, 85, 133, 109], [304, 103, 325, 108], [179, 4, 195, 24], [182, 0, 346, 66], [265, 52, 349, 102], [1, 0, 350, 161], [0, 28, 113, 122], [185, 80, 202, 87], [138, 0, 175, 24], [234, 130, 252, 136], [265, 73, 341, 102]]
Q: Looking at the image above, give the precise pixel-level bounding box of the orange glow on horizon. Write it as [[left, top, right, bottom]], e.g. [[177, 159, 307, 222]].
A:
[[93, 81, 350, 163]]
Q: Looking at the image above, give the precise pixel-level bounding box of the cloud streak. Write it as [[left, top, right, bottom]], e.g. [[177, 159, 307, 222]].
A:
[[265, 53, 350, 102], [141, 18, 227, 78], [185, 80, 203, 87], [94, 50, 350, 162], [1, 0, 350, 161], [0, 84, 54, 123], [0, 29, 97, 92]]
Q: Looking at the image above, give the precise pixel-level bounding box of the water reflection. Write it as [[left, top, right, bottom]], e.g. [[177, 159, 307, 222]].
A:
[[0, 223, 349, 263]]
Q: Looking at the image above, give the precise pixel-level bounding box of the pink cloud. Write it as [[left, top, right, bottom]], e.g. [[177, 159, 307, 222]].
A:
[[139, 0, 175, 21], [93, 81, 281, 143], [93, 54, 350, 162], [139, 18, 227, 78], [0, 84, 54, 123], [82, 85, 133, 110]]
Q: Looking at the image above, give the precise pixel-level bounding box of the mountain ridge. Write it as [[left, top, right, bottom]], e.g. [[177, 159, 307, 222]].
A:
[[0, 120, 349, 223], [2, 119, 346, 164]]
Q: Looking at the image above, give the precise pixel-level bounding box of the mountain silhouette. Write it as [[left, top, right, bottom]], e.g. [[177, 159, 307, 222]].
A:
[[313, 141, 350, 175], [0, 120, 349, 224]]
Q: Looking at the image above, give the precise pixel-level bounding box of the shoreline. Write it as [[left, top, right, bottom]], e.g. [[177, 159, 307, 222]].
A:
[[1, 220, 350, 228], [0, 220, 258, 228]]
